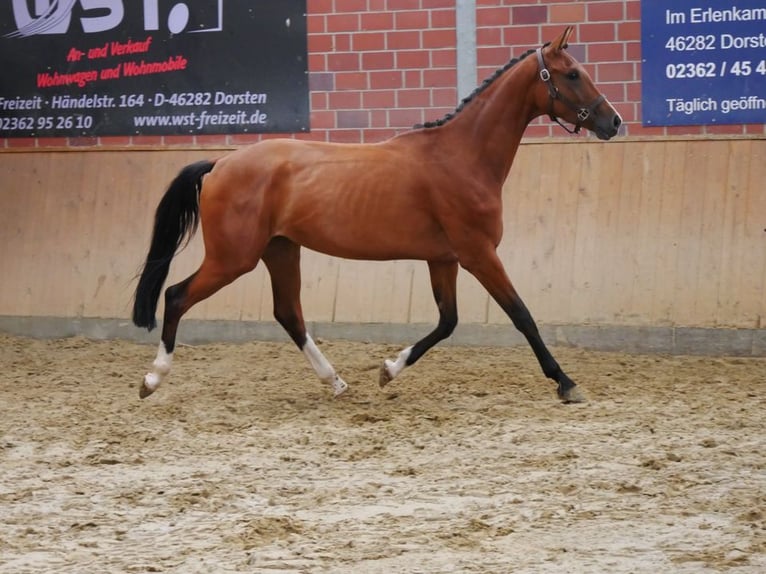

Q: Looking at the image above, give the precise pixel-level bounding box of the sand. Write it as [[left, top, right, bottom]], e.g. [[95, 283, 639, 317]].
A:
[[1, 334, 764, 573]]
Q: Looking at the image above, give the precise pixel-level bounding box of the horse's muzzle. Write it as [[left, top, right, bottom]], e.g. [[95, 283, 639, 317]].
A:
[[594, 112, 622, 140]]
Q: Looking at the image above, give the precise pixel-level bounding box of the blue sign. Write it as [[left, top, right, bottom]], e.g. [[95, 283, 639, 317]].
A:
[[641, 0, 766, 126]]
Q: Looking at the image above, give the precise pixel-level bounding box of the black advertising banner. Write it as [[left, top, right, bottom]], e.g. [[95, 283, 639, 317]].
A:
[[0, 1, 309, 137]]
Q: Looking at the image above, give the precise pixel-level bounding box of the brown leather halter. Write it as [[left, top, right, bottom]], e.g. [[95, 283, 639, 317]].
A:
[[536, 47, 605, 134]]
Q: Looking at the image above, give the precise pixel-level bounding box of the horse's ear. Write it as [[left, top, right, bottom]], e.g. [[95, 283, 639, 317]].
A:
[[552, 26, 574, 52]]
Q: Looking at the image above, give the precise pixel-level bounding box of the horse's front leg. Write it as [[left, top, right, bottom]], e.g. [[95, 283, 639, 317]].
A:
[[461, 248, 585, 403], [380, 260, 459, 386]]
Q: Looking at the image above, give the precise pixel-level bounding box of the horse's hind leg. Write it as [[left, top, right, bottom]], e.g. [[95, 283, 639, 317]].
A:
[[461, 248, 585, 403], [380, 260, 458, 387], [141, 260, 249, 398], [262, 237, 348, 397]]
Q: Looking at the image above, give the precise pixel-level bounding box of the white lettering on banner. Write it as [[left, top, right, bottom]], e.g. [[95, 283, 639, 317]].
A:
[[720, 33, 766, 49], [690, 6, 766, 24], [4, 0, 224, 37]]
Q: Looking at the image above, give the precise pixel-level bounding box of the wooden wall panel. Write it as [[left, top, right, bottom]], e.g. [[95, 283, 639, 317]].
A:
[[1, 139, 764, 330]]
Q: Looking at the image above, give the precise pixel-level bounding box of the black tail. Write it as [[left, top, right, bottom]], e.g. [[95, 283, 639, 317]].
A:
[[132, 160, 216, 330]]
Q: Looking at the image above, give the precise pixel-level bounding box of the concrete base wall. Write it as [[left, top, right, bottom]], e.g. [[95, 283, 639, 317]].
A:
[[2, 316, 764, 357]]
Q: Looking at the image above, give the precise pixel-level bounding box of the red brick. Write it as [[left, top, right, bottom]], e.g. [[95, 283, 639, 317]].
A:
[[596, 62, 635, 82], [353, 32, 386, 51], [397, 89, 431, 108], [6, 137, 37, 148], [363, 90, 396, 109], [308, 53, 326, 71], [626, 41, 641, 61], [95, 136, 131, 147], [329, 91, 362, 109], [311, 92, 328, 110], [597, 83, 625, 102], [588, 42, 624, 62], [430, 8, 455, 28], [370, 71, 404, 89], [512, 5, 547, 25], [131, 135, 164, 146], [478, 46, 513, 69], [625, 0, 641, 20], [307, 0, 333, 15], [477, 7, 510, 27], [705, 125, 745, 135], [335, 72, 367, 90], [361, 12, 394, 30], [387, 30, 421, 50], [503, 25, 540, 48], [335, 0, 367, 13], [578, 23, 616, 43], [423, 68, 455, 88], [626, 82, 641, 102], [326, 13, 359, 32], [550, 3, 585, 24], [404, 70, 423, 87], [363, 51, 395, 70], [395, 10, 429, 30], [397, 50, 430, 69], [618, 21, 640, 41], [422, 0, 454, 8], [193, 135, 227, 147], [327, 52, 360, 71], [666, 125, 705, 136], [423, 29, 453, 49], [431, 48, 456, 68], [69, 137, 99, 147], [307, 14, 325, 34], [568, 43, 587, 62], [388, 108, 424, 127], [335, 34, 352, 51], [477, 27, 502, 46], [308, 33, 334, 52], [588, 2, 624, 22], [309, 72, 334, 91], [337, 110, 370, 128], [387, 0, 421, 10], [432, 87, 457, 107], [311, 110, 336, 129]]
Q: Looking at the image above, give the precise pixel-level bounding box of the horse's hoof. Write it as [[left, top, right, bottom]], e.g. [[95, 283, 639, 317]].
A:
[[558, 385, 586, 404], [138, 382, 155, 399], [379, 363, 393, 388], [332, 376, 349, 398], [139, 372, 161, 399]]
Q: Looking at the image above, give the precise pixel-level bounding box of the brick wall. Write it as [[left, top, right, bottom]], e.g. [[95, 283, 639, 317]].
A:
[[3, 0, 764, 149]]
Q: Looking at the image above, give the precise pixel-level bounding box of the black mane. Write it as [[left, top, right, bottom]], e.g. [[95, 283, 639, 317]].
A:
[[416, 47, 538, 129]]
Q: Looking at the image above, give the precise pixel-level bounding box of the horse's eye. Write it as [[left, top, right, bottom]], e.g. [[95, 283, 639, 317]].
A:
[[566, 70, 580, 81]]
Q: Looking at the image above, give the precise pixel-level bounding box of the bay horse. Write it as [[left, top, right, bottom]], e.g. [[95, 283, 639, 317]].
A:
[[132, 27, 621, 403]]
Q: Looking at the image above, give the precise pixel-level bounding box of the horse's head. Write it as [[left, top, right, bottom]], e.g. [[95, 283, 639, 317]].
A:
[[535, 26, 622, 140]]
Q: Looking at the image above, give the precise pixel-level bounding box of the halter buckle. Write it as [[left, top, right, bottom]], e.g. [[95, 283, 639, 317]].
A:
[[577, 108, 590, 122], [539, 68, 551, 82]]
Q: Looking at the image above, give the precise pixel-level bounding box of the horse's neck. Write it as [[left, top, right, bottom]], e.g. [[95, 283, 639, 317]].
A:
[[443, 58, 539, 186]]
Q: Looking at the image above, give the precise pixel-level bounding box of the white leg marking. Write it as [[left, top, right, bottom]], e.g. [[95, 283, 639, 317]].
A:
[[303, 335, 348, 397], [383, 346, 413, 381], [144, 342, 173, 393]]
